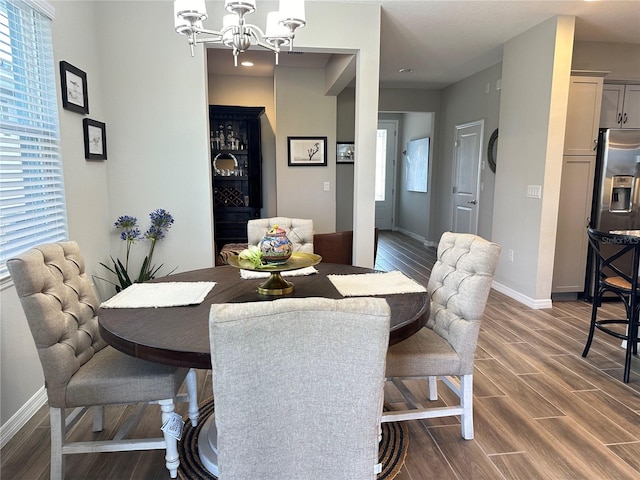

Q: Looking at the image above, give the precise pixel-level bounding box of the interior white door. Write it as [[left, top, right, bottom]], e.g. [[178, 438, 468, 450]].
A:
[[452, 121, 483, 234], [375, 121, 397, 230]]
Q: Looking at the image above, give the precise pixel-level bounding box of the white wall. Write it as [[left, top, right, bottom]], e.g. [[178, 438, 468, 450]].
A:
[[336, 88, 356, 232], [275, 67, 337, 233], [95, 1, 213, 282], [437, 62, 503, 243], [395, 112, 434, 240], [492, 16, 575, 307], [336, 88, 443, 239]]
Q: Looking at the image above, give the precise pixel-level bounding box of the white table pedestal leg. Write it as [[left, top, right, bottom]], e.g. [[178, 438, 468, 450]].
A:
[[197, 413, 219, 476]]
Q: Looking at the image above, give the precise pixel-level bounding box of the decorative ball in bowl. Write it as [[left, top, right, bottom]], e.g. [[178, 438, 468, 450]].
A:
[[259, 225, 293, 264]]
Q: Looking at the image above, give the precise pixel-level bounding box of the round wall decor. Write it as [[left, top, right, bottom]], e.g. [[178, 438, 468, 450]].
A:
[[487, 128, 498, 173]]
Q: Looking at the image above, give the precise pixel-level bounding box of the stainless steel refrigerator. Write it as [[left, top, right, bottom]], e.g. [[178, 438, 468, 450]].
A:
[[584, 128, 640, 299]]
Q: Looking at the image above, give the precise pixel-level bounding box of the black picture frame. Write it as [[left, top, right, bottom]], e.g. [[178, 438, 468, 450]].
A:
[[337, 142, 355, 163], [60, 61, 89, 114], [287, 136, 327, 166], [83, 118, 107, 160]]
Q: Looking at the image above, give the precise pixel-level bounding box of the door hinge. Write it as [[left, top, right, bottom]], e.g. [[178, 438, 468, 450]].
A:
[[452, 186, 457, 193]]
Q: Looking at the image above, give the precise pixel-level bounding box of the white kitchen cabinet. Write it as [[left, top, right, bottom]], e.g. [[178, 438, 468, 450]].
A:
[[554, 75, 603, 295], [563, 76, 603, 156], [552, 155, 596, 294], [600, 84, 640, 129]]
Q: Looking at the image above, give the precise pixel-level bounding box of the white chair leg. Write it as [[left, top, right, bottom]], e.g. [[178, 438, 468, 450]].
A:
[[428, 376, 438, 400], [186, 368, 199, 426], [460, 374, 474, 440], [159, 399, 180, 478], [92, 405, 104, 432], [49, 407, 65, 480]]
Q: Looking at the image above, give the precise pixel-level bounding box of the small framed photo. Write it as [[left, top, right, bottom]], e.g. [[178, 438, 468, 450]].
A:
[[287, 136, 327, 166], [337, 142, 355, 163], [60, 61, 89, 114], [83, 118, 107, 160]]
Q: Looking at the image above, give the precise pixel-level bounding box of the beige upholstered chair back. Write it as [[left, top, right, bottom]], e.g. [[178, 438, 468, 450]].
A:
[[209, 297, 391, 480], [7, 241, 106, 407], [427, 232, 501, 374], [247, 217, 314, 253]]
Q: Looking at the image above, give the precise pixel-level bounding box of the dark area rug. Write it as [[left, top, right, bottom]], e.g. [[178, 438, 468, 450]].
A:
[[178, 397, 408, 479]]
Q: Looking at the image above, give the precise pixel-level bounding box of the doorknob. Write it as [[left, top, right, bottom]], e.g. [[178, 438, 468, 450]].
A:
[[467, 200, 477, 205]]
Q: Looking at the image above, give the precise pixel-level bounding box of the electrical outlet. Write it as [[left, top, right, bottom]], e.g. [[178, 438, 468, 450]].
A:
[[323, 181, 330, 191], [508, 249, 514, 262]]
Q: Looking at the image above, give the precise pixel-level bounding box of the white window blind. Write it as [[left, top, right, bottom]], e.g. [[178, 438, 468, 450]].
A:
[[0, 0, 66, 279]]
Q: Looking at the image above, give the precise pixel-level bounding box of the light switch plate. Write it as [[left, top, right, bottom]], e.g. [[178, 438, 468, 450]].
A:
[[527, 185, 542, 199]]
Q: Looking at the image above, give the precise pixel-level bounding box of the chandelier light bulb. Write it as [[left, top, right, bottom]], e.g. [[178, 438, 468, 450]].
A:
[[265, 11, 290, 42], [279, 0, 306, 26]]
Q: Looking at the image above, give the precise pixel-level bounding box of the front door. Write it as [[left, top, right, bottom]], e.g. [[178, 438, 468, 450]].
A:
[[375, 121, 397, 230], [452, 120, 483, 234]]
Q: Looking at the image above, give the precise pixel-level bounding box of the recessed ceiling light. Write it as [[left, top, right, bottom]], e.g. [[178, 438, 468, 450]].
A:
[[241, 61, 254, 67], [399, 68, 413, 74]]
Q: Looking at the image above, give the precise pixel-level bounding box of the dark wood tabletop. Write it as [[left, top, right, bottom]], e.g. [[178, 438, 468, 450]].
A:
[[98, 263, 430, 369]]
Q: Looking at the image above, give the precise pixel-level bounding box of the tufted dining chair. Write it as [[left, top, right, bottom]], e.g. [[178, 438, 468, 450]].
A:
[[7, 241, 199, 479], [209, 297, 391, 479], [382, 232, 501, 439], [247, 217, 314, 253]]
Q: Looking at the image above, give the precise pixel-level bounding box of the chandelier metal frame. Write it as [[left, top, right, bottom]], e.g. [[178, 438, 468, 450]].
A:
[[174, 0, 306, 65]]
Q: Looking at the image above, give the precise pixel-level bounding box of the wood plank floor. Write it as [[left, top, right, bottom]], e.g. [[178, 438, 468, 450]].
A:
[[2, 230, 639, 479]]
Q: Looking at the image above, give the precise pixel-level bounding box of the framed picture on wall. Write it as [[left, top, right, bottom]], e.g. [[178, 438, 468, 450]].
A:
[[60, 61, 89, 114], [287, 137, 327, 166], [406, 137, 429, 192], [83, 118, 107, 160], [337, 142, 355, 163]]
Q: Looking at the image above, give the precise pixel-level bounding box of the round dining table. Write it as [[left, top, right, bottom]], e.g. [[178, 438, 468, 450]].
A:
[[98, 263, 430, 369], [98, 262, 430, 476]]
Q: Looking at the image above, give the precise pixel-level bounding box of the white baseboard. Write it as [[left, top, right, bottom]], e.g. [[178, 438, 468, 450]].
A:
[[0, 386, 47, 448], [394, 228, 437, 248], [491, 281, 553, 310]]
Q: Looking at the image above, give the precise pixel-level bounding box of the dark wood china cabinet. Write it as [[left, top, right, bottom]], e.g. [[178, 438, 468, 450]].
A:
[[210, 105, 264, 248]]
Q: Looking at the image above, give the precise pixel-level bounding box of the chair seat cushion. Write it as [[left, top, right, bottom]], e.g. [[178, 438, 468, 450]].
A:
[[385, 326, 465, 377], [603, 276, 637, 291], [62, 346, 188, 408]]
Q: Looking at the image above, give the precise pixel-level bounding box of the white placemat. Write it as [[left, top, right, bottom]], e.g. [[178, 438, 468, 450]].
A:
[[327, 270, 426, 297], [240, 266, 319, 279], [100, 282, 216, 308]]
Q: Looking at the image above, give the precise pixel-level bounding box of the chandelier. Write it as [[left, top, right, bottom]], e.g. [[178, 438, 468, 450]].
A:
[[174, 0, 306, 65]]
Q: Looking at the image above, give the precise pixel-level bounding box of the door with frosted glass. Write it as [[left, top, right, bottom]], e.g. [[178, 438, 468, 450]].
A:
[[375, 121, 397, 230]]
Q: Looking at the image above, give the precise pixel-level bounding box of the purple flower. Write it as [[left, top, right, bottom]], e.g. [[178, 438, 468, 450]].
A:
[[114, 215, 140, 242], [114, 215, 138, 230], [102, 209, 175, 293], [145, 209, 174, 241]]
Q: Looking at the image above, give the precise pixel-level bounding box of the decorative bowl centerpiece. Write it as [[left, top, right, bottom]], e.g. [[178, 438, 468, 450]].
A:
[[259, 225, 293, 264]]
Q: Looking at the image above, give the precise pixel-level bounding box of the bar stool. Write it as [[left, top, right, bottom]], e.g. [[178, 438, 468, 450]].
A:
[[583, 228, 640, 383]]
